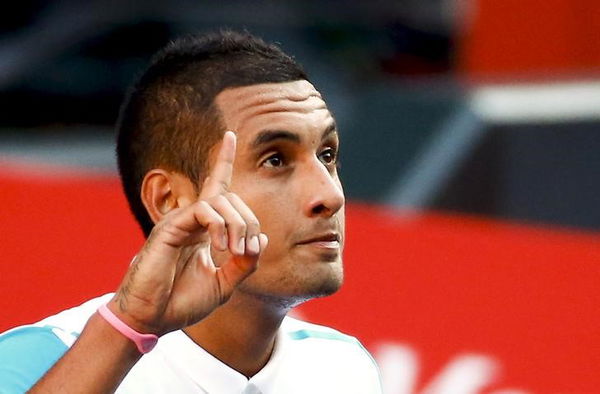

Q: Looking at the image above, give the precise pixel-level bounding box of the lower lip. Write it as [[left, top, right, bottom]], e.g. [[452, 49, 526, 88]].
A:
[[299, 240, 340, 249]]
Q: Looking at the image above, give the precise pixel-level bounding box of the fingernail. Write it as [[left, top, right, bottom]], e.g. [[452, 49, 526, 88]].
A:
[[247, 235, 260, 255], [237, 237, 245, 255], [259, 233, 269, 249]]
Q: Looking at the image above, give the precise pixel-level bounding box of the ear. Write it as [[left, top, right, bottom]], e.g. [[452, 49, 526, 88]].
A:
[[141, 169, 197, 225]]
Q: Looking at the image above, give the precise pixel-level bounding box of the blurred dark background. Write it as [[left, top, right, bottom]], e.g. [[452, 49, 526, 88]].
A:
[[1, 0, 599, 231]]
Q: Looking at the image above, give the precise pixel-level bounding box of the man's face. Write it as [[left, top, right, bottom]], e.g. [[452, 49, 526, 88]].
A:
[[211, 80, 345, 304]]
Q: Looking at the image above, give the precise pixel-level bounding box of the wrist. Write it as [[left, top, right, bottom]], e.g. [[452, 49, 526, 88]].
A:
[[88, 312, 143, 359], [97, 303, 159, 354], [105, 299, 160, 335]]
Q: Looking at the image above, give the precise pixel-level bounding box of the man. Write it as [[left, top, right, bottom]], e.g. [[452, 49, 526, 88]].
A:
[[0, 30, 382, 393]]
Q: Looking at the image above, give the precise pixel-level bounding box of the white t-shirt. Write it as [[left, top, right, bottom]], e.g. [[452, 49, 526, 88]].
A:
[[0, 294, 382, 393]]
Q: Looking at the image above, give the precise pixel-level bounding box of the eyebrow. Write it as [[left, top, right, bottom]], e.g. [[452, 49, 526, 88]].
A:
[[322, 122, 338, 139], [251, 122, 338, 149], [252, 130, 300, 148]]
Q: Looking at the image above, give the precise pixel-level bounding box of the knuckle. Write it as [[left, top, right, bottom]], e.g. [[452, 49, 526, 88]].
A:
[[225, 216, 246, 235], [161, 222, 180, 236], [218, 180, 229, 192], [211, 215, 226, 227], [235, 219, 247, 233], [246, 218, 260, 233], [209, 194, 228, 208], [194, 201, 213, 217], [195, 201, 224, 225], [225, 192, 238, 200], [203, 209, 223, 224], [149, 222, 167, 238], [196, 200, 211, 211]]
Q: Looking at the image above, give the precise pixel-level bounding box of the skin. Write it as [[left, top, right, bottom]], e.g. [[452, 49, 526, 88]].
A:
[[30, 80, 345, 391], [215, 80, 345, 303]]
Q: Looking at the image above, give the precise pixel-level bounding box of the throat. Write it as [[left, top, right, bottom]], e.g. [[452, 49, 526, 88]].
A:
[[182, 294, 287, 378]]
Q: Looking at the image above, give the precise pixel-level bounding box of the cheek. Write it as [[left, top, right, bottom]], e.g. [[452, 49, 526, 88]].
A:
[[243, 183, 296, 254], [252, 191, 290, 236], [232, 170, 302, 245], [236, 173, 291, 219]]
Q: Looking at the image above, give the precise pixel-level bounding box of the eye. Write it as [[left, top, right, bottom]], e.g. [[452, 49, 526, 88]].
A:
[[318, 147, 337, 165], [262, 152, 285, 168]]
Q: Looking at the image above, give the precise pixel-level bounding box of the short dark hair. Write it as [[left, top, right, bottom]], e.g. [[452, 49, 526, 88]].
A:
[[116, 30, 308, 237]]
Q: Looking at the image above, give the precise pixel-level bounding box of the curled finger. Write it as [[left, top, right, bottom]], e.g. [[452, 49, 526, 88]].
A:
[[207, 194, 247, 256], [224, 192, 262, 256]]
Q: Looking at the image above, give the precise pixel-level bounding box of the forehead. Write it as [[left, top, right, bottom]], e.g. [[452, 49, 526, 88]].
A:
[[214, 80, 334, 140]]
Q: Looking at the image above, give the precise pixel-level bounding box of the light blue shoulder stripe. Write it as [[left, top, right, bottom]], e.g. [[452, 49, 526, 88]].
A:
[[0, 326, 69, 394], [287, 328, 358, 344]]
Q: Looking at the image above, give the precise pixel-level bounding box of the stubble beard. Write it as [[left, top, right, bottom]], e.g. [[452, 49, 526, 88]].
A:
[[236, 259, 344, 310]]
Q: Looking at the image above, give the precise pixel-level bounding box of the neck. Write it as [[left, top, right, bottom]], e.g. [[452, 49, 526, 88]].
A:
[[183, 291, 290, 378]]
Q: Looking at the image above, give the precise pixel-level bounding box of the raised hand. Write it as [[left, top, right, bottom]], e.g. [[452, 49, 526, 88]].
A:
[[108, 131, 267, 336]]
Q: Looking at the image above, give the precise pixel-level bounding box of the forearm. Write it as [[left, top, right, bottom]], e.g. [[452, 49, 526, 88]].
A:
[[29, 132, 263, 392], [30, 312, 142, 394]]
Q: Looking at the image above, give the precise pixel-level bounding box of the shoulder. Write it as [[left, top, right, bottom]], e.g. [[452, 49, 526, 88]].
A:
[[35, 293, 114, 335], [282, 316, 363, 346], [0, 326, 70, 393], [280, 316, 383, 393], [0, 294, 113, 393]]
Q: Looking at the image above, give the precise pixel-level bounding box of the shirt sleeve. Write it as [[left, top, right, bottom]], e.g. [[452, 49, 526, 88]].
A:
[[0, 326, 69, 394]]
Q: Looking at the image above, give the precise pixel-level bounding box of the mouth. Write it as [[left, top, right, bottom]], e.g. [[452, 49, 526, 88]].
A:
[[296, 233, 341, 249]]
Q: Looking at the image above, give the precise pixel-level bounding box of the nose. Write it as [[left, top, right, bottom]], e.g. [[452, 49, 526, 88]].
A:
[[303, 159, 345, 218]]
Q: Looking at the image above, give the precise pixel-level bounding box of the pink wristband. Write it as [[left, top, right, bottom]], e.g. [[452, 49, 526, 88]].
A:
[[97, 304, 158, 354]]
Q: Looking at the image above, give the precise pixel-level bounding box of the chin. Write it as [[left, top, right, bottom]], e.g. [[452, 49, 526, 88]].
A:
[[238, 261, 344, 308], [302, 267, 344, 297]]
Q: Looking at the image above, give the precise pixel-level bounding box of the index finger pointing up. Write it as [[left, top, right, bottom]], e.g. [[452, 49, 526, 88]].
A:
[[201, 131, 237, 198]]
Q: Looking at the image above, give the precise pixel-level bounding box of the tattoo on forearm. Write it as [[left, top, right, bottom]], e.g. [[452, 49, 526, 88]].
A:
[[115, 254, 142, 312]]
